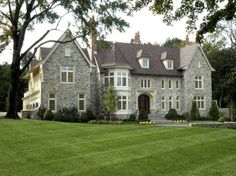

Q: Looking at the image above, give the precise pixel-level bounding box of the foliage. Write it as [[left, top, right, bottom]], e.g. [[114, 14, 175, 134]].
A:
[[165, 108, 178, 120], [162, 37, 190, 48], [191, 101, 200, 120], [218, 117, 224, 123], [138, 111, 148, 121], [134, 0, 236, 42], [86, 109, 95, 121], [43, 110, 54, 121], [58, 107, 80, 122], [80, 112, 88, 123], [37, 106, 47, 120], [103, 86, 117, 120], [1, 0, 131, 118], [88, 120, 123, 124], [208, 101, 220, 121], [129, 113, 136, 121]]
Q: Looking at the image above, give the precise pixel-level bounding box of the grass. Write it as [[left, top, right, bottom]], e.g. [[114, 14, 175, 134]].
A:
[[0, 119, 236, 176]]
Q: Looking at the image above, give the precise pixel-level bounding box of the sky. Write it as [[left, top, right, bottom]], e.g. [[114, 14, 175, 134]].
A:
[[0, 8, 196, 64]]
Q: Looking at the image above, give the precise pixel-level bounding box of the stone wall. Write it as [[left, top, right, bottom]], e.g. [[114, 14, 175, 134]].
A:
[[182, 48, 212, 116], [41, 34, 95, 113]]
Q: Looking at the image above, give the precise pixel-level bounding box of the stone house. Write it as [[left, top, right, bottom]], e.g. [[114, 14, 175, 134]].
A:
[[22, 30, 214, 118]]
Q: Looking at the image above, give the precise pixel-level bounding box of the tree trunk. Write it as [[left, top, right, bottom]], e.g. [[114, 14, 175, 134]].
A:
[[5, 56, 21, 119]]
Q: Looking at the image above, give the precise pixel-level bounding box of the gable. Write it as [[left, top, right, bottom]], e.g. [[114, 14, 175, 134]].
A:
[[180, 44, 214, 71], [42, 30, 95, 68]]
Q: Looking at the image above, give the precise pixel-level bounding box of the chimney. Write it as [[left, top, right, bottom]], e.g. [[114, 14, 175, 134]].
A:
[[87, 16, 97, 62], [133, 31, 141, 44], [185, 35, 190, 45]]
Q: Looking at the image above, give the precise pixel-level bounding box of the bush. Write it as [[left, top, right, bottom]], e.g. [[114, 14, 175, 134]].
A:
[[129, 114, 136, 121], [218, 117, 224, 122], [80, 112, 88, 122], [86, 109, 95, 121], [208, 101, 220, 121], [37, 106, 46, 119], [191, 101, 200, 120], [181, 112, 191, 121], [165, 109, 178, 120], [53, 112, 62, 121], [138, 111, 148, 121], [96, 114, 105, 120], [58, 107, 80, 122], [43, 110, 54, 121]]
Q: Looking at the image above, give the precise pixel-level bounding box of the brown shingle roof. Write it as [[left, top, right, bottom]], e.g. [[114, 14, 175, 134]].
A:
[[96, 42, 183, 76]]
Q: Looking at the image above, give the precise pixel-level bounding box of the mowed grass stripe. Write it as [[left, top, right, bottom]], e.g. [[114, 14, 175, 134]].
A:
[[0, 119, 235, 176]]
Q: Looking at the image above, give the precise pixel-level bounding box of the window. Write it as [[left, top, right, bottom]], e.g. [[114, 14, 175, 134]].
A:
[[194, 96, 205, 110], [78, 93, 86, 111], [104, 72, 114, 86], [142, 58, 149, 68], [141, 79, 150, 88], [48, 93, 56, 111], [117, 96, 127, 110], [175, 96, 180, 110], [161, 97, 165, 110], [168, 80, 172, 89], [176, 80, 179, 89], [65, 46, 71, 57], [195, 76, 203, 89], [169, 97, 172, 110], [117, 72, 127, 86], [167, 60, 174, 69], [161, 80, 165, 89], [61, 66, 74, 83]]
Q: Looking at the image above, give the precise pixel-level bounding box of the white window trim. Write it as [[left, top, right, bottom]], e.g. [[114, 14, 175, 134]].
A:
[[161, 96, 165, 110], [78, 93, 86, 112], [116, 72, 128, 87], [194, 96, 205, 110], [117, 95, 128, 111], [167, 60, 174, 70], [48, 93, 56, 112], [175, 96, 180, 110], [195, 76, 204, 89], [104, 72, 114, 86], [60, 66, 75, 83], [168, 80, 172, 89], [161, 80, 165, 89], [141, 79, 151, 88]]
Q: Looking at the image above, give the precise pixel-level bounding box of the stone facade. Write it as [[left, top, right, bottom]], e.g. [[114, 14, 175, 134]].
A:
[[22, 30, 214, 119]]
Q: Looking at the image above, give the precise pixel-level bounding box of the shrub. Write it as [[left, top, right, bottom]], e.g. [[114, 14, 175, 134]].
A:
[[129, 114, 136, 121], [43, 110, 54, 121], [181, 112, 191, 121], [86, 109, 95, 121], [53, 112, 62, 121], [58, 107, 80, 122], [208, 101, 220, 121], [218, 117, 224, 122], [80, 112, 88, 122], [165, 109, 178, 120], [138, 111, 148, 121], [96, 114, 105, 120], [37, 106, 46, 119], [111, 115, 119, 121], [191, 101, 200, 120]]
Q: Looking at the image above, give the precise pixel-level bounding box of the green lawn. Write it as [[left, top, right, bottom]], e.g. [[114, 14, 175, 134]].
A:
[[0, 119, 236, 176]]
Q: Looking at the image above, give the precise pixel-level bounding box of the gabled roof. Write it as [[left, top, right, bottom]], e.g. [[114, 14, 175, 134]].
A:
[[96, 42, 182, 76], [41, 29, 95, 67], [180, 44, 215, 71]]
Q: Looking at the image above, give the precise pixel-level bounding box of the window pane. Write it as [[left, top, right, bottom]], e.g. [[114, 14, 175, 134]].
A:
[[79, 93, 84, 98], [123, 77, 126, 86], [79, 100, 84, 110], [117, 77, 122, 86], [118, 101, 121, 110], [61, 72, 67, 82], [104, 77, 109, 86], [123, 101, 127, 110], [110, 77, 114, 86], [49, 94, 55, 98], [49, 100, 55, 111], [68, 72, 73, 82]]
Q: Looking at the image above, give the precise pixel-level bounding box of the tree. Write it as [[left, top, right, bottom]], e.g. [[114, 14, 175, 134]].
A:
[[134, 0, 236, 42], [0, 0, 130, 119], [104, 86, 117, 120], [191, 101, 200, 120], [162, 37, 190, 48], [208, 101, 220, 121], [0, 63, 10, 111]]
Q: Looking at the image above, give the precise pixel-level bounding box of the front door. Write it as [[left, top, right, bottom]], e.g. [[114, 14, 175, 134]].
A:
[[138, 94, 150, 113]]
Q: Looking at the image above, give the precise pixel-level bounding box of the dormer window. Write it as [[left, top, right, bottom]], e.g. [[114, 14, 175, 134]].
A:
[[139, 58, 149, 68], [167, 60, 174, 69]]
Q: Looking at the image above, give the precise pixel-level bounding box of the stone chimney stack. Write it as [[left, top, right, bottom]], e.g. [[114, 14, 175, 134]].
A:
[[133, 31, 141, 44]]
